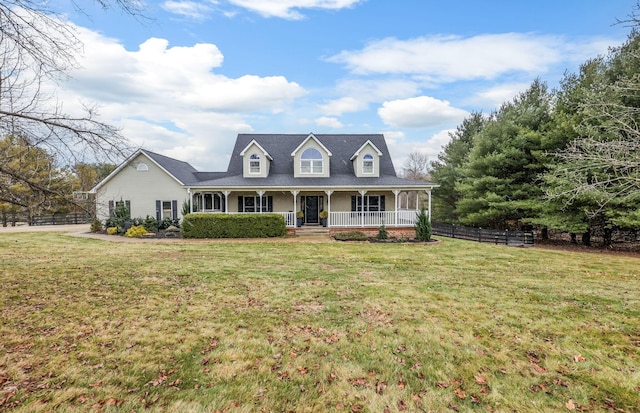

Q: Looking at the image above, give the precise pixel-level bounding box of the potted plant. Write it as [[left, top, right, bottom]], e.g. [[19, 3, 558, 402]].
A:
[[319, 210, 328, 227], [296, 210, 304, 227]]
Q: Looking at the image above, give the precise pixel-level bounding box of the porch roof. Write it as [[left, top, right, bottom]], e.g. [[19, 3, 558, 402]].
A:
[[188, 173, 437, 190]]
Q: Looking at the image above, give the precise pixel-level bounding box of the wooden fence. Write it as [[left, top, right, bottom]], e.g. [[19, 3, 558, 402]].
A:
[[432, 222, 534, 246], [30, 213, 92, 226]]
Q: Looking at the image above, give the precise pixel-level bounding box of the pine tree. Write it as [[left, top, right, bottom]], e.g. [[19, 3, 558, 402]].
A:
[[414, 206, 432, 242]]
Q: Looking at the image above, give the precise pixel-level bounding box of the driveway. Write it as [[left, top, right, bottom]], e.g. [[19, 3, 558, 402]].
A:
[[0, 223, 332, 242], [0, 224, 91, 233]]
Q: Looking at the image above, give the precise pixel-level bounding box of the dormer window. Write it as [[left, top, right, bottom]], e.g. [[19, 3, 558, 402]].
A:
[[301, 148, 323, 174], [249, 154, 261, 174], [362, 154, 374, 174]]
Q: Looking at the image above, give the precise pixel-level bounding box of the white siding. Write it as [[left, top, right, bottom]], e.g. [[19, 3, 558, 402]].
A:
[[95, 154, 187, 221], [293, 140, 331, 178], [352, 143, 381, 178]]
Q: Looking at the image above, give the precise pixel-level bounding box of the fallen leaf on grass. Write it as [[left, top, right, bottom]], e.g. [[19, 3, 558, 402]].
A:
[[474, 375, 487, 385], [105, 398, 123, 406], [349, 377, 368, 387], [573, 354, 586, 363], [566, 399, 577, 410], [531, 362, 546, 373], [327, 372, 337, 383], [454, 388, 466, 399], [375, 380, 387, 395]]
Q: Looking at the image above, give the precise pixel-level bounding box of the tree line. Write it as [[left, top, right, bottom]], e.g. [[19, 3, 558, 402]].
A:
[[0, 1, 138, 225], [428, 8, 640, 246]]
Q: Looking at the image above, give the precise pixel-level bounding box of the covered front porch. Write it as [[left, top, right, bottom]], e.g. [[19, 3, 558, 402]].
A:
[[186, 187, 433, 229]]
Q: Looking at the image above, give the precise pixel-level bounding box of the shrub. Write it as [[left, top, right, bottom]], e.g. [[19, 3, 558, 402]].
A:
[[125, 225, 148, 238], [414, 206, 432, 242], [159, 217, 180, 230], [106, 227, 118, 235], [333, 231, 368, 241], [142, 215, 158, 232], [105, 200, 131, 230], [376, 223, 389, 240], [182, 213, 286, 238], [90, 219, 103, 233]]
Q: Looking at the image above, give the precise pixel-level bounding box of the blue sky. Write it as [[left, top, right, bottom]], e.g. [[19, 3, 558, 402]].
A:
[[52, 0, 635, 171]]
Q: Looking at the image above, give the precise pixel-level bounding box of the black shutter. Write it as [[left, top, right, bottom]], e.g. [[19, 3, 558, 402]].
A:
[[267, 196, 273, 212], [108, 200, 114, 216], [238, 196, 243, 212], [351, 196, 356, 212], [172, 200, 178, 219], [380, 195, 385, 211], [222, 194, 226, 212], [156, 200, 161, 221]]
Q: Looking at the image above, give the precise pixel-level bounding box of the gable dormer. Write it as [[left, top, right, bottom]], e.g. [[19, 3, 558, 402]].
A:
[[240, 140, 273, 178], [291, 133, 332, 178], [350, 140, 383, 177]]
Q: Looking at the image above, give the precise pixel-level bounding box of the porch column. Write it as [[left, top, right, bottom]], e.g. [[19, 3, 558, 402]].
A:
[[358, 189, 367, 227], [291, 190, 299, 212], [415, 191, 420, 212], [393, 190, 400, 227], [324, 190, 333, 227], [427, 189, 432, 222], [187, 188, 192, 214], [257, 190, 265, 213], [223, 191, 231, 214]]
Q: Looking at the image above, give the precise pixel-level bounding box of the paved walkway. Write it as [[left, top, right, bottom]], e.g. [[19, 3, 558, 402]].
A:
[[0, 224, 90, 233]]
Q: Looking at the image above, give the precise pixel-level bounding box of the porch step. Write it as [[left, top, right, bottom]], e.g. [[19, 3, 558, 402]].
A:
[[295, 227, 330, 237]]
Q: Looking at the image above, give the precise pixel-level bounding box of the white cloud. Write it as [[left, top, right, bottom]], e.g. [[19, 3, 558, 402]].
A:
[[318, 97, 365, 116], [319, 79, 419, 116], [378, 96, 468, 128], [328, 33, 614, 82], [161, 1, 216, 21], [228, 0, 363, 20], [472, 82, 532, 109], [386, 129, 454, 173], [55, 26, 305, 169], [315, 116, 343, 128]]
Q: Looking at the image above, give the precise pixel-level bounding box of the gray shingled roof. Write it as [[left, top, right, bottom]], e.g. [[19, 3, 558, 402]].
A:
[[141, 149, 200, 185], [142, 135, 436, 188], [227, 134, 397, 176]]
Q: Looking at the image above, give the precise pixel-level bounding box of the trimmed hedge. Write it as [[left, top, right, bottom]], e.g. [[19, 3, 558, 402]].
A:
[[181, 213, 286, 238]]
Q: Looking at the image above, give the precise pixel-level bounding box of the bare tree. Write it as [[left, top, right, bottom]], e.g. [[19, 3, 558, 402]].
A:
[[402, 151, 430, 181], [0, 1, 141, 208], [544, 33, 640, 227]]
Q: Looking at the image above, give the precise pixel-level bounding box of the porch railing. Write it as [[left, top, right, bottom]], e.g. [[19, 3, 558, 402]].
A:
[[329, 210, 417, 228], [197, 210, 419, 228]]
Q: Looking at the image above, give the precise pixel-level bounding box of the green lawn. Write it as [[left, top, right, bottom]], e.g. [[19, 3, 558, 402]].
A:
[[1, 233, 639, 412]]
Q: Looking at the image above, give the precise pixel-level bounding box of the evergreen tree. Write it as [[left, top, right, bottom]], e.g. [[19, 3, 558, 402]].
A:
[[429, 112, 486, 223], [414, 206, 432, 241], [543, 29, 640, 238], [455, 79, 554, 229]]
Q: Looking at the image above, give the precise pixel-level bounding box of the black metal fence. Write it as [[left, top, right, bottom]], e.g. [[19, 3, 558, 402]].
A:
[[432, 222, 534, 246], [30, 213, 91, 226]]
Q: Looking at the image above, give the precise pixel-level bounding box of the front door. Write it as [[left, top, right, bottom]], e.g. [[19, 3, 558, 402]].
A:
[[304, 196, 319, 224]]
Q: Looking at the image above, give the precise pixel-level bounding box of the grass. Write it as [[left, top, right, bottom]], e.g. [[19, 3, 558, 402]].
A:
[[0, 233, 639, 412]]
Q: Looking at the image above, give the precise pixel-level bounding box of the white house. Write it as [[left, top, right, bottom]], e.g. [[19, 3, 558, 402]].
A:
[[91, 133, 438, 232]]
